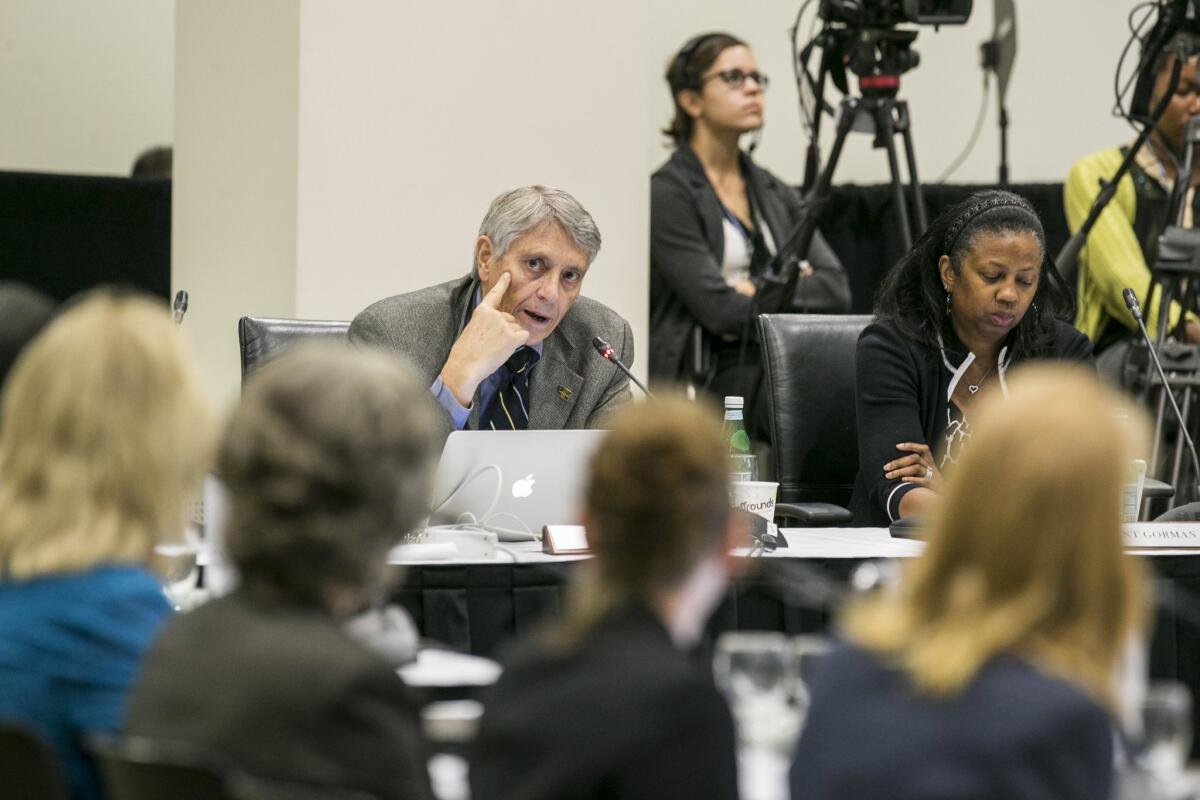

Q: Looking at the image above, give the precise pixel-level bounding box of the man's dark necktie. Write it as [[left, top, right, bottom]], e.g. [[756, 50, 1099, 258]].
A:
[[482, 346, 539, 430]]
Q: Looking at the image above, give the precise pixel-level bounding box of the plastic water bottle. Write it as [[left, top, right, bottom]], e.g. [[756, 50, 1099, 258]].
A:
[[723, 396, 751, 452], [723, 396, 754, 481]]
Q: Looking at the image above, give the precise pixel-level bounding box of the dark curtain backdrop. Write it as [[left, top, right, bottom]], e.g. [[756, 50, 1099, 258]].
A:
[[0, 171, 170, 302], [819, 182, 1068, 313], [0, 172, 1064, 315]]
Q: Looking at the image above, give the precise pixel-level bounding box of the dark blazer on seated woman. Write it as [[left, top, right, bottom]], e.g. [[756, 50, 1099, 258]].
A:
[[650, 145, 851, 387], [850, 317, 1093, 527], [470, 603, 739, 800], [790, 643, 1115, 800], [124, 590, 433, 800]]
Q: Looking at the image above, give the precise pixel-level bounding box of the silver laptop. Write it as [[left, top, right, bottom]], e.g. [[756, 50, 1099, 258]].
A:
[[428, 430, 607, 539]]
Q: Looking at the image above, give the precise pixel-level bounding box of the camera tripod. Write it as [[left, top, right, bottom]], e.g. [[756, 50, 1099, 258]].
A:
[[1127, 120, 1200, 512], [817, 91, 929, 251], [1131, 231, 1200, 511]]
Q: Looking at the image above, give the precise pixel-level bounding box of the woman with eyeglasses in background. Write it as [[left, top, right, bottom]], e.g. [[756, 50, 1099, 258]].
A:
[[650, 32, 850, 443]]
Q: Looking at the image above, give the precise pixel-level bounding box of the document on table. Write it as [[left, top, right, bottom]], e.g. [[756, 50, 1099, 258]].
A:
[[763, 527, 926, 559]]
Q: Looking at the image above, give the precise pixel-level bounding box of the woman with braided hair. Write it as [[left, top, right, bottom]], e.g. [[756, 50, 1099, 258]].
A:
[[850, 190, 1092, 527]]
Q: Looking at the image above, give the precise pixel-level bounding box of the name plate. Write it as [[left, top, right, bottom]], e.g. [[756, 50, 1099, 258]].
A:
[[542, 524, 590, 555], [1123, 523, 1200, 548]]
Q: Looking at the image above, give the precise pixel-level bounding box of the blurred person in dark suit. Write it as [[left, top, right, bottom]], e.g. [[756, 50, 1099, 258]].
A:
[[0, 292, 213, 800], [125, 345, 438, 800], [351, 185, 632, 445], [470, 396, 742, 800], [791, 366, 1148, 800]]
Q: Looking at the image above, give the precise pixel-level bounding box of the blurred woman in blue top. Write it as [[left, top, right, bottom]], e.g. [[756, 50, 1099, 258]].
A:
[[0, 292, 213, 800]]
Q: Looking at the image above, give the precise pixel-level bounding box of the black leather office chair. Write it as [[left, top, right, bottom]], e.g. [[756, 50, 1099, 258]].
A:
[[0, 723, 68, 800], [237, 317, 351, 379], [1156, 501, 1200, 522], [758, 314, 872, 526], [91, 735, 235, 800], [92, 734, 379, 800]]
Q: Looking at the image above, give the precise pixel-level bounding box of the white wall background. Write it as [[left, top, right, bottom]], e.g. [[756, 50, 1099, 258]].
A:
[[174, 0, 651, 405], [650, 1, 1142, 185], [172, 0, 301, 405], [0, 0, 1160, 400], [0, 0, 1151, 181], [293, 1, 652, 341], [0, 0, 174, 175]]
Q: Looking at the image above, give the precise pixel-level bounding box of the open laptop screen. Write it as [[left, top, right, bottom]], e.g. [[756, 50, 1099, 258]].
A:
[[429, 430, 607, 539]]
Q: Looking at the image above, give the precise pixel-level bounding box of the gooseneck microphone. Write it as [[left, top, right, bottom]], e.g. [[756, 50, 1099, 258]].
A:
[[1124, 287, 1200, 499], [172, 289, 189, 326], [592, 336, 653, 397]]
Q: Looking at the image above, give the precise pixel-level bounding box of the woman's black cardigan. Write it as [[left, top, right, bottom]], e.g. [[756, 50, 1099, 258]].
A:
[[849, 317, 1094, 527]]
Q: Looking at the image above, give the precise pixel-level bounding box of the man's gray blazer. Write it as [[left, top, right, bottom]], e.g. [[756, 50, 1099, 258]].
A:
[[349, 274, 633, 443]]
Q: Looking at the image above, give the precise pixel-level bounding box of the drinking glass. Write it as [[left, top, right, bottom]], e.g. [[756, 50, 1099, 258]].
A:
[[730, 454, 758, 483], [154, 526, 202, 610], [1141, 680, 1193, 780], [713, 631, 797, 752], [792, 635, 832, 732]]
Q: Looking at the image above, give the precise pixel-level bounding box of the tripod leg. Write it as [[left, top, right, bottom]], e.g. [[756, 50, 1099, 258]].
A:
[[1156, 278, 1178, 344], [894, 102, 929, 236], [1149, 376, 1170, 507], [1171, 386, 1192, 505], [803, 66, 832, 193], [999, 104, 1009, 187], [811, 98, 858, 199], [875, 104, 914, 252]]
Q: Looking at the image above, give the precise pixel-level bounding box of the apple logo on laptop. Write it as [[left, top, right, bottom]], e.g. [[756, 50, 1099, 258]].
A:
[[511, 474, 536, 499]]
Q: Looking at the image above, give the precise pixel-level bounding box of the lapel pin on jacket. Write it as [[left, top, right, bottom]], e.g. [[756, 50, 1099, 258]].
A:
[[557, 386, 571, 401]]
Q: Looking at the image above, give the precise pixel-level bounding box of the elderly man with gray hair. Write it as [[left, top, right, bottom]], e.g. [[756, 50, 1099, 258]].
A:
[[350, 185, 633, 442]]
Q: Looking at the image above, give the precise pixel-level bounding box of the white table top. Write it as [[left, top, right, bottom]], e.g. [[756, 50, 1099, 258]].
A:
[[386, 523, 1200, 565]]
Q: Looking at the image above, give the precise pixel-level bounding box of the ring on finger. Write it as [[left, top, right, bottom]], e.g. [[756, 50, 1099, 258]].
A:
[[923, 467, 933, 480]]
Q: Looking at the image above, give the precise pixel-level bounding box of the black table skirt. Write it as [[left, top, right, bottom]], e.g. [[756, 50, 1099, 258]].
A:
[[393, 553, 1200, 755], [393, 558, 844, 657]]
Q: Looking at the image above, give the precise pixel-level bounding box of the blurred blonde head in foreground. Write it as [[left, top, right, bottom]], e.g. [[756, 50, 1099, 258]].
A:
[[843, 364, 1148, 709], [0, 292, 213, 580]]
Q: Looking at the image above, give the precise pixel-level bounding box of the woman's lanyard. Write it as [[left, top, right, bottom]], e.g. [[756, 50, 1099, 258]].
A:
[[721, 204, 753, 242], [720, 195, 773, 279]]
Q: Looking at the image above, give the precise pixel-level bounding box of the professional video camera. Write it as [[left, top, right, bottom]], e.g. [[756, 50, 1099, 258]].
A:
[[818, 0, 972, 29], [791, 0, 972, 254], [812, 0, 972, 92]]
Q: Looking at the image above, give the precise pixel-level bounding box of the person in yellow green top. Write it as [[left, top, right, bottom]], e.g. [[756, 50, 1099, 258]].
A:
[[1065, 32, 1200, 380]]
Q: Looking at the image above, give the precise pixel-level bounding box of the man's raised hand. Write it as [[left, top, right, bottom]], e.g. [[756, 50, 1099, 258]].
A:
[[439, 273, 531, 407]]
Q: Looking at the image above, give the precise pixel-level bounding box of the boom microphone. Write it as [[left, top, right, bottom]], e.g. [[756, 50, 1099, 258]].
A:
[[1123, 286, 1200, 499], [592, 336, 653, 397]]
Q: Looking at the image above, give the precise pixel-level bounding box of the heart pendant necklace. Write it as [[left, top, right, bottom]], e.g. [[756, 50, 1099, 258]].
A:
[[967, 362, 995, 395]]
